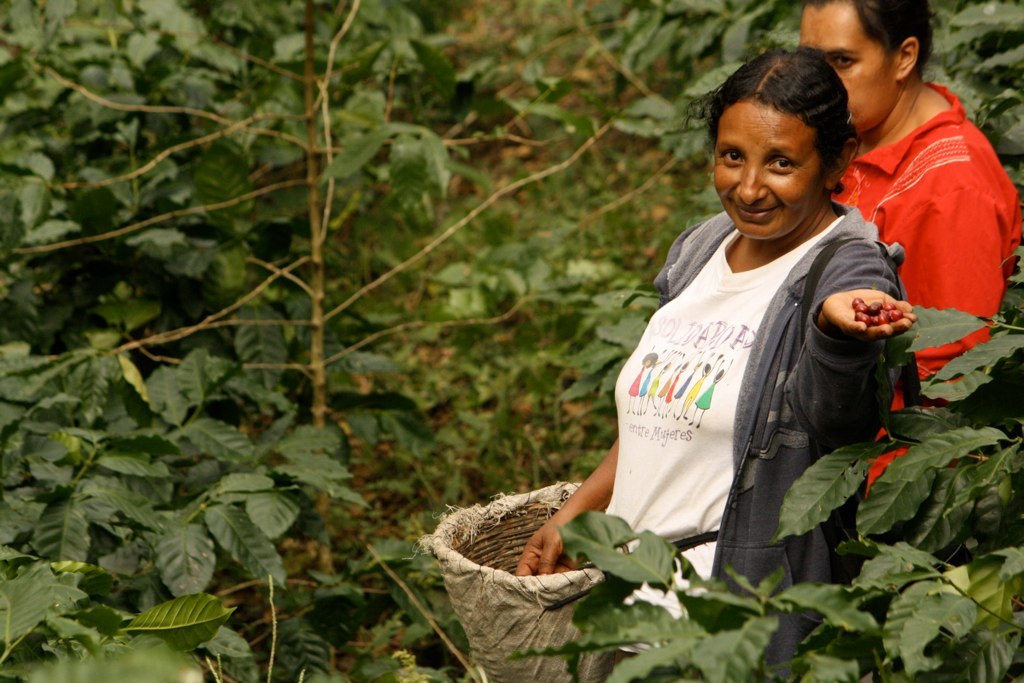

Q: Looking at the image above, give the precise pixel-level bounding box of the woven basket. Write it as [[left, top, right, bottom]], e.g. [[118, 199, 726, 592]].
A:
[[421, 482, 614, 683]]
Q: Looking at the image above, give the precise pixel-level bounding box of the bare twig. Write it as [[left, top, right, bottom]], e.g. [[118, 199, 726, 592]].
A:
[[113, 256, 310, 353], [14, 179, 307, 255], [567, 1, 667, 103], [45, 67, 307, 130], [367, 545, 480, 681], [207, 34, 304, 81], [579, 155, 679, 227], [60, 113, 301, 190], [266, 576, 277, 683], [323, 298, 527, 368], [248, 256, 316, 297], [324, 120, 612, 322]]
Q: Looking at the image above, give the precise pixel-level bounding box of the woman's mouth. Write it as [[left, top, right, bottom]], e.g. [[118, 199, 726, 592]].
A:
[[736, 204, 776, 223]]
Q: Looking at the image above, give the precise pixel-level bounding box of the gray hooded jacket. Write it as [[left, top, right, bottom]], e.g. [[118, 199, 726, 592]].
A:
[[653, 204, 903, 662]]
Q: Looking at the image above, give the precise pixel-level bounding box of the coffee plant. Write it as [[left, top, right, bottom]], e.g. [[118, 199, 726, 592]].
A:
[[0, 0, 1019, 680]]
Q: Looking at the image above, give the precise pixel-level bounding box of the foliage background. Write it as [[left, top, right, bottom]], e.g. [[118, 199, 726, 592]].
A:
[[0, 0, 1020, 680]]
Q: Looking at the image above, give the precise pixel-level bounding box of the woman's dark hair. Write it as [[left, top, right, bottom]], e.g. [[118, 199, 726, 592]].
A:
[[693, 48, 857, 181], [803, 0, 934, 75]]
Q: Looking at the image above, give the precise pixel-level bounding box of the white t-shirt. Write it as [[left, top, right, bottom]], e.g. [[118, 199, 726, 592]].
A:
[[608, 219, 839, 585]]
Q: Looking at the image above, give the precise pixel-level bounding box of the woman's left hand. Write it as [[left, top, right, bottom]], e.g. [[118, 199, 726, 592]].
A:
[[818, 289, 916, 342]]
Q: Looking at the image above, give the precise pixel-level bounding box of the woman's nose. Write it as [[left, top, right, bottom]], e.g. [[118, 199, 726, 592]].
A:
[[737, 167, 763, 203]]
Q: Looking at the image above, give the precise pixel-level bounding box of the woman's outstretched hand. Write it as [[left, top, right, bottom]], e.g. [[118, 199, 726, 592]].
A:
[[514, 522, 575, 576], [818, 289, 916, 342]]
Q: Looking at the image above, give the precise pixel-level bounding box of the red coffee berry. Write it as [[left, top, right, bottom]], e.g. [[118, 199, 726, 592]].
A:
[[869, 316, 881, 326], [888, 308, 904, 322], [853, 301, 868, 313], [866, 301, 882, 315], [855, 312, 871, 324], [877, 310, 891, 324], [882, 302, 896, 311]]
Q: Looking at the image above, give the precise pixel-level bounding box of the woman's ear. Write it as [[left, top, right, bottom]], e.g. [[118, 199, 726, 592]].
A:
[[894, 36, 920, 81], [828, 137, 859, 192]]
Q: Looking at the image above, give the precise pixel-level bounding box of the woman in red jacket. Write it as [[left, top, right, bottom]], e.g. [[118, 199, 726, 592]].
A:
[[801, 0, 1021, 481]]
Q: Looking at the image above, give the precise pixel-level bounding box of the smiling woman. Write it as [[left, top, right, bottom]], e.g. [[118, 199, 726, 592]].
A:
[[514, 48, 917, 666]]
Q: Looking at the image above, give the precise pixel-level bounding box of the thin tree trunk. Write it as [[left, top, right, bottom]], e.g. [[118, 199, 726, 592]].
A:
[[304, 0, 334, 573]]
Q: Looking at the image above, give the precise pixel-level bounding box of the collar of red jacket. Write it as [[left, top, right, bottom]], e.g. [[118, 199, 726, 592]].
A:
[[851, 83, 967, 176]]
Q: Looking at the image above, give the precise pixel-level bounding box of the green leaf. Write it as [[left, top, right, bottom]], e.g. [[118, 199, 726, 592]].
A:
[[854, 543, 942, 590], [204, 505, 286, 585], [606, 638, 693, 683], [202, 243, 249, 308], [691, 616, 778, 683], [933, 333, 1024, 380], [117, 355, 150, 404], [216, 473, 275, 494], [907, 308, 987, 353], [50, 561, 113, 596], [774, 583, 878, 633], [245, 492, 300, 540], [146, 366, 188, 426], [922, 370, 994, 402], [324, 127, 391, 179], [0, 563, 58, 646], [888, 407, 968, 441], [883, 581, 975, 675], [881, 427, 1005, 483], [856, 471, 936, 535], [70, 604, 125, 636], [797, 653, 860, 683], [559, 513, 673, 587], [274, 452, 362, 503], [902, 468, 971, 553], [183, 417, 255, 463], [155, 524, 216, 597], [97, 453, 172, 478], [275, 424, 342, 456], [194, 142, 253, 231], [125, 593, 234, 651], [34, 499, 90, 561], [775, 442, 884, 540], [411, 39, 456, 99], [80, 484, 167, 533], [944, 556, 1020, 626]]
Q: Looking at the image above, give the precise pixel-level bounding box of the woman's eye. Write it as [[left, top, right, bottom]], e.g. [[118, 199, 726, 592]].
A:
[[771, 158, 793, 170], [829, 55, 853, 69], [722, 150, 742, 162]]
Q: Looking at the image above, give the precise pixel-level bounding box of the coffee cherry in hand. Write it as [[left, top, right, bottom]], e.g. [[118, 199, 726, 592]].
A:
[[852, 297, 901, 327]]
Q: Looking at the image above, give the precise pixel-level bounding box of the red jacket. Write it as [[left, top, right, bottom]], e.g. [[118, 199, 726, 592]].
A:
[[839, 85, 1022, 484]]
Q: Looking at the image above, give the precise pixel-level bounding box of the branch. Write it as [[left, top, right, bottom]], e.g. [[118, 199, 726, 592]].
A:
[[113, 256, 310, 353], [579, 155, 679, 228], [367, 545, 481, 682], [323, 120, 612, 322], [323, 298, 526, 368], [567, 2, 667, 103], [45, 66, 306, 125], [44, 67, 308, 156], [60, 113, 304, 190], [14, 179, 308, 255], [248, 256, 315, 297], [207, 34, 305, 81], [316, 0, 363, 249]]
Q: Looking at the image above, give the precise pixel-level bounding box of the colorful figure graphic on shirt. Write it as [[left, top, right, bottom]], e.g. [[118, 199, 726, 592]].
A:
[[681, 354, 722, 422], [659, 357, 689, 417], [628, 352, 658, 414], [642, 362, 672, 416], [672, 352, 706, 420], [690, 357, 733, 428]]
